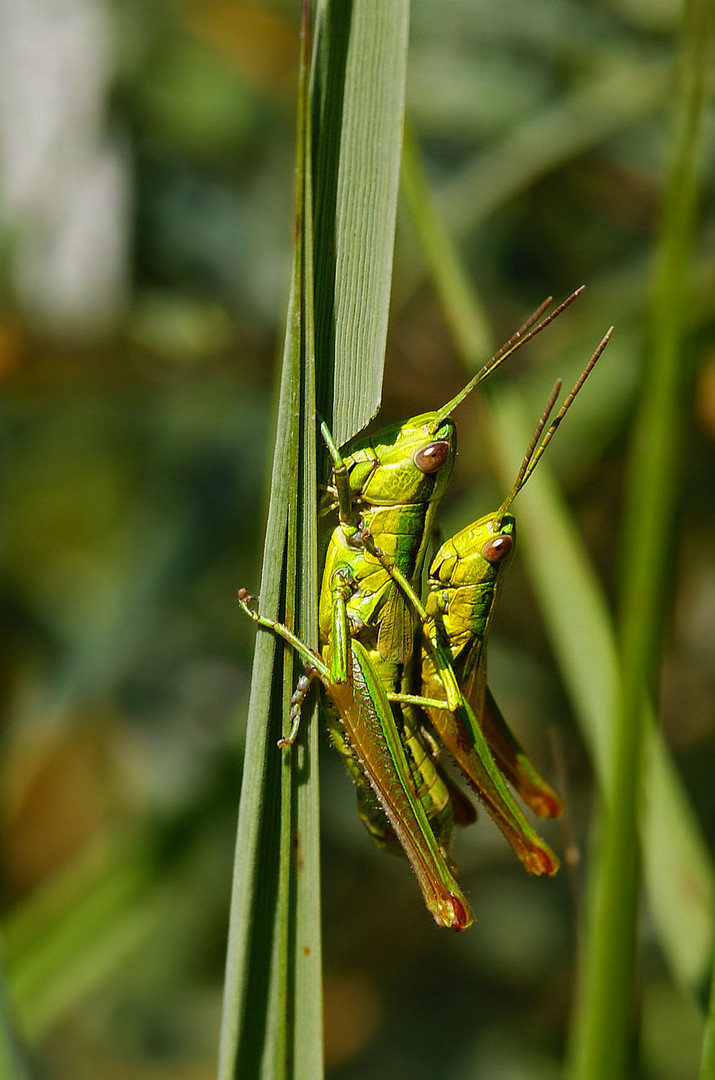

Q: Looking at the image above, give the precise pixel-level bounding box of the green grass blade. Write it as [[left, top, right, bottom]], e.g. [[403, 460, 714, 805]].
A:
[[401, 107, 714, 994], [220, 4, 410, 1078], [313, 0, 410, 444], [569, 1, 714, 1075], [292, 15, 321, 1075], [218, 7, 318, 1077], [401, 126, 492, 366], [8, 851, 159, 1043], [490, 400, 714, 993]]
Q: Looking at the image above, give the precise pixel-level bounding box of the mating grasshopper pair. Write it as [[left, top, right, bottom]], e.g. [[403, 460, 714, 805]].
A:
[[239, 290, 612, 930]]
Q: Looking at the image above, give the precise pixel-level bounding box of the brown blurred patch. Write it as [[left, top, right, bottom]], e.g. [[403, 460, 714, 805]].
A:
[[695, 349, 715, 441], [1, 722, 115, 898], [0, 318, 25, 379], [183, 1, 297, 97], [323, 969, 382, 1070]]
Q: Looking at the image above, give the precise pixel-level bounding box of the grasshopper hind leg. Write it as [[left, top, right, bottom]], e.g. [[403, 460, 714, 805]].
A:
[[237, 587, 327, 749]]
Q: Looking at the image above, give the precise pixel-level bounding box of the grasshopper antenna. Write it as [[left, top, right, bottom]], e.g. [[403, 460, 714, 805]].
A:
[[435, 286, 586, 422], [496, 326, 614, 521]]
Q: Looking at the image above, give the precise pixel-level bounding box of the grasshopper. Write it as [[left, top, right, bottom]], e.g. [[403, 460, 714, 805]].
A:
[[303, 293, 586, 872], [389, 328, 613, 868], [312, 292, 583, 818], [239, 291, 592, 924], [330, 693, 477, 862]]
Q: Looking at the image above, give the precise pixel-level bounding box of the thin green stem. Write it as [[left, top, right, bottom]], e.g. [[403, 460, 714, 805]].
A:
[[569, 2, 714, 1077]]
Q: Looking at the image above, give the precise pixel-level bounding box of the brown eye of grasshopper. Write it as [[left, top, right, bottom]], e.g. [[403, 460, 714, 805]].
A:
[[413, 440, 450, 474], [481, 535, 513, 563]]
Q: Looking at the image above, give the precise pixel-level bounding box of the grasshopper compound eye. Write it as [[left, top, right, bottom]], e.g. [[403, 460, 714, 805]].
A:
[[413, 440, 450, 475], [481, 535, 513, 564]]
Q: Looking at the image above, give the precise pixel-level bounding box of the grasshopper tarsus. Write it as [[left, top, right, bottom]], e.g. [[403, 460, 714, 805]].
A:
[[278, 672, 315, 748]]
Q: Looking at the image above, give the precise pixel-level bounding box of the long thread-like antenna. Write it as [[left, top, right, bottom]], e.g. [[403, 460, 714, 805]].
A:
[[496, 326, 614, 521], [434, 286, 586, 422]]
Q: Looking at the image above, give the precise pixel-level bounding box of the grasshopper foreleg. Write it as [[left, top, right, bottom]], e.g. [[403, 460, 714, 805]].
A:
[[237, 588, 329, 748]]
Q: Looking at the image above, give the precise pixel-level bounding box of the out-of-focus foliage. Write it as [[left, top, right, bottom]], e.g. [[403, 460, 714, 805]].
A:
[[0, 2, 713, 1079]]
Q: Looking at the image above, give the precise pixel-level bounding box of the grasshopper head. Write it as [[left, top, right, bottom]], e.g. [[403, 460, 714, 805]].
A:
[[428, 512, 516, 591], [344, 412, 458, 507]]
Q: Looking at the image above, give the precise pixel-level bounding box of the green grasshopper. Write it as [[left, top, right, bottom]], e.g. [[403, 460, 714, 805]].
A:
[[389, 328, 613, 869], [308, 293, 584, 868], [327, 682, 477, 864], [239, 291, 588, 925]]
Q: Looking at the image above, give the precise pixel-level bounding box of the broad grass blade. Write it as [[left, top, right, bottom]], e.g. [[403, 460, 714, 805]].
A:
[[220, 4, 410, 1078], [313, 0, 410, 444]]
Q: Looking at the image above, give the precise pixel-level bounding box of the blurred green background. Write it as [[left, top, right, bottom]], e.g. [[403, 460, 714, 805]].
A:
[[1, 1, 713, 1078]]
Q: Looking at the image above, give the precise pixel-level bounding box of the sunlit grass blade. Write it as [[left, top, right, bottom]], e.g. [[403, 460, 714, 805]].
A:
[[219, 4, 410, 1078], [313, 0, 409, 444], [400, 96, 714, 993], [218, 7, 318, 1078]]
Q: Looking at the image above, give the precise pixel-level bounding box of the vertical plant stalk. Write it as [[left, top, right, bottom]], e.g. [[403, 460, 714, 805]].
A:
[[312, 0, 409, 442], [568, 2, 714, 1078], [220, 3, 410, 1078], [218, 7, 321, 1079]]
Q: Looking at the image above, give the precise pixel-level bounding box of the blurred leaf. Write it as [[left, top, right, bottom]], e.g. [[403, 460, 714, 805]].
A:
[[570, 0, 715, 1075], [0, 942, 29, 1080], [7, 843, 158, 1043], [401, 111, 714, 996]]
